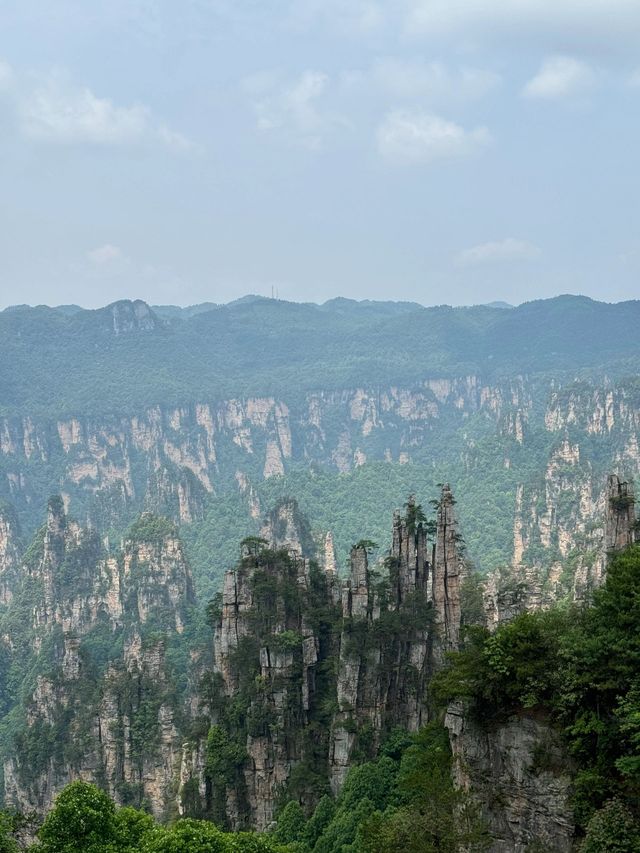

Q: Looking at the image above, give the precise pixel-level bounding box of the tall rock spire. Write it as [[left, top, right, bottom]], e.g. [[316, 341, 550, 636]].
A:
[[432, 484, 464, 662], [0, 502, 21, 605], [604, 474, 636, 554]]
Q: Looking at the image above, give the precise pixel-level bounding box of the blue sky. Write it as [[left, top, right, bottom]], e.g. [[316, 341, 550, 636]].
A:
[[0, 0, 639, 308]]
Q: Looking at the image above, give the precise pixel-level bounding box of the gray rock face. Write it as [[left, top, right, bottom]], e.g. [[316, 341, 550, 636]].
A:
[[484, 472, 638, 627], [259, 498, 315, 557], [605, 474, 636, 553], [211, 543, 327, 829], [433, 485, 464, 662], [3, 502, 193, 818], [109, 300, 160, 335], [446, 705, 574, 853], [204, 489, 466, 825], [0, 502, 21, 604]]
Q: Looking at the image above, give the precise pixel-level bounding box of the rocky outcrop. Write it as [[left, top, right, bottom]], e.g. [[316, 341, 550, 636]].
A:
[[485, 471, 638, 625], [211, 541, 332, 828], [433, 486, 464, 662], [1, 374, 638, 598], [604, 474, 636, 553], [199, 490, 464, 826], [259, 498, 315, 556], [105, 299, 161, 336], [2, 501, 194, 818], [446, 705, 574, 853], [0, 502, 21, 604]]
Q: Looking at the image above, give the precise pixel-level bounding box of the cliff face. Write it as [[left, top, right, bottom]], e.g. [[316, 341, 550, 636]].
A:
[[193, 490, 464, 828], [2, 478, 634, 845], [485, 472, 638, 627], [446, 705, 574, 853], [1, 500, 194, 819], [2, 375, 638, 591], [443, 474, 638, 852], [0, 503, 21, 604]]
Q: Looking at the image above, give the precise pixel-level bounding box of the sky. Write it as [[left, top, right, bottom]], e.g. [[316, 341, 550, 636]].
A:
[[0, 0, 639, 309]]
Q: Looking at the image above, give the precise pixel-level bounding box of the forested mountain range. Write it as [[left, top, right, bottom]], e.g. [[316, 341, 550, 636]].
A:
[[1, 295, 639, 601], [2, 295, 639, 419], [1, 294, 640, 850]]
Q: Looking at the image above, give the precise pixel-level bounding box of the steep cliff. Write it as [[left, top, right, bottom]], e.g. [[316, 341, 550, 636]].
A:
[[1, 500, 194, 819], [443, 474, 638, 852], [2, 374, 639, 600], [485, 472, 638, 627], [0, 502, 21, 604], [446, 706, 574, 853], [184, 489, 464, 829]]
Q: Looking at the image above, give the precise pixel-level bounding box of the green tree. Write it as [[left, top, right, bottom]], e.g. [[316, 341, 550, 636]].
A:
[[114, 807, 156, 851], [581, 800, 640, 853], [357, 724, 488, 853], [272, 802, 306, 846], [141, 818, 228, 853], [0, 812, 18, 853], [37, 781, 118, 853]]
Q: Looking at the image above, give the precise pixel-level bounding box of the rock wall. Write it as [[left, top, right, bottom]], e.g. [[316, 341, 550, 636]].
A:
[[0, 503, 21, 604], [485, 471, 638, 627], [2, 500, 194, 818], [446, 705, 574, 853], [201, 490, 465, 826], [1, 376, 639, 600]]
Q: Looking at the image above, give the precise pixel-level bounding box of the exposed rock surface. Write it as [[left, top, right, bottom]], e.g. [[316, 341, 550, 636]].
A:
[[203, 488, 464, 824], [0, 503, 21, 604], [2, 500, 193, 818], [485, 472, 638, 626], [3, 376, 637, 589], [3, 479, 634, 847], [446, 705, 574, 853]]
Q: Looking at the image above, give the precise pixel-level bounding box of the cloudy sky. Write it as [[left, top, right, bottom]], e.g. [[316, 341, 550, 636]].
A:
[[0, 0, 639, 309]]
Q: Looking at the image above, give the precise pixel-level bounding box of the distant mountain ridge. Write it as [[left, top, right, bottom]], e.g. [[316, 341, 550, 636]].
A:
[[1, 294, 639, 420]]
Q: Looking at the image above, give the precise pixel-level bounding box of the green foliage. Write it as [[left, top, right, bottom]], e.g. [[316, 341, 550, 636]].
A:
[[270, 630, 303, 652], [29, 781, 291, 853], [437, 545, 640, 831], [206, 726, 248, 786], [0, 812, 19, 853], [403, 499, 426, 535], [37, 781, 118, 853], [114, 807, 157, 850], [126, 514, 178, 544], [271, 724, 487, 853], [141, 818, 228, 853], [271, 802, 306, 846], [353, 540, 378, 554], [580, 800, 640, 852], [356, 725, 488, 853]]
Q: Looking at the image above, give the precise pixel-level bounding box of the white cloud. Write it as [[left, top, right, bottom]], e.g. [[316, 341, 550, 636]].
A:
[[456, 238, 541, 267], [629, 69, 640, 87], [247, 70, 346, 149], [377, 110, 490, 165], [0, 62, 191, 150], [87, 244, 125, 265], [372, 58, 500, 103], [522, 56, 596, 100], [404, 0, 640, 48]]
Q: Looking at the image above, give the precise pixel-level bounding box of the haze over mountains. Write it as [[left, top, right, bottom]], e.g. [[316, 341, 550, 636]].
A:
[[1, 294, 639, 420]]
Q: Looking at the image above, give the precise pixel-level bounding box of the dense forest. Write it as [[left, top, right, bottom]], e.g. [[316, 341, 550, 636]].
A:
[[1, 295, 640, 419]]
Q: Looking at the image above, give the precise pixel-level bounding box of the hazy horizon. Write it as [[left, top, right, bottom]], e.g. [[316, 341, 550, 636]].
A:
[[0, 291, 637, 313]]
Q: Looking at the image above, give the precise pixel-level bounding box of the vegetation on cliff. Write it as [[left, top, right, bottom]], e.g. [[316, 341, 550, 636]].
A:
[[436, 544, 640, 843]]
